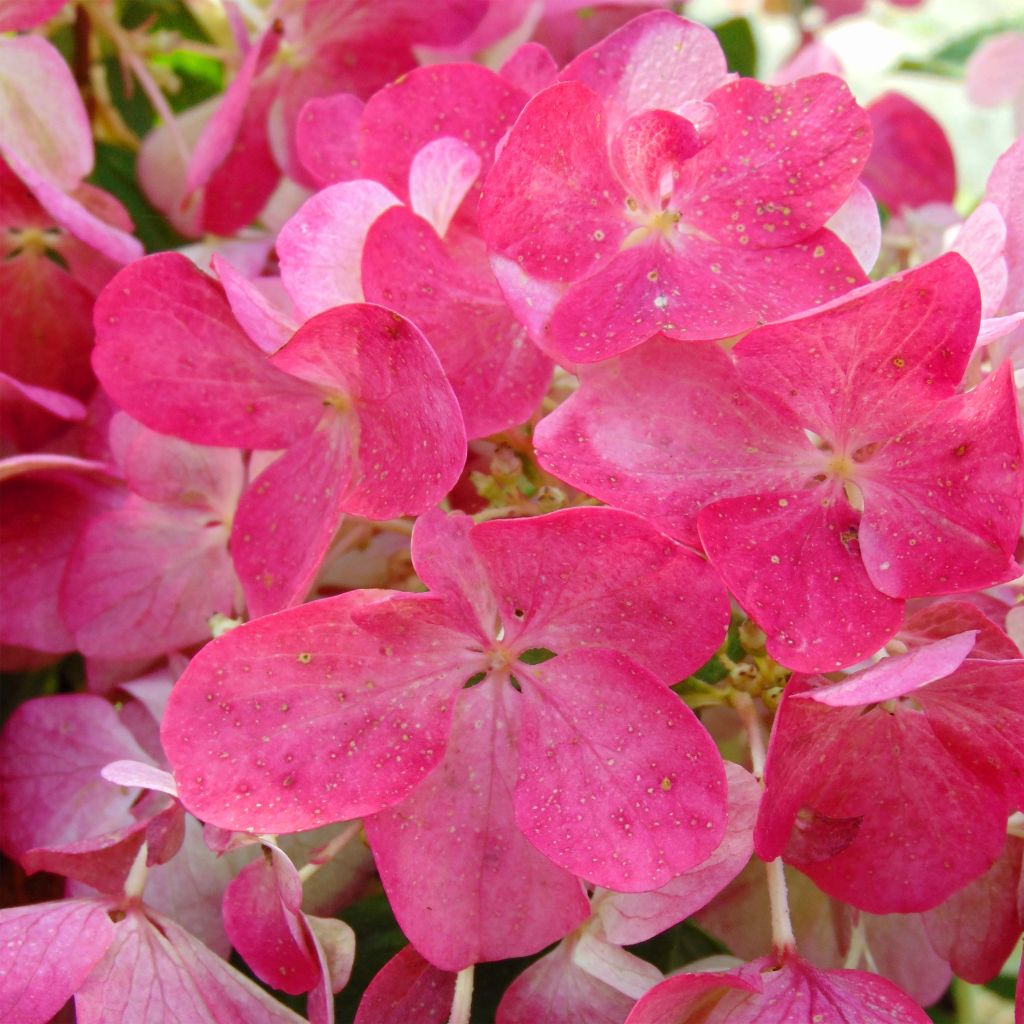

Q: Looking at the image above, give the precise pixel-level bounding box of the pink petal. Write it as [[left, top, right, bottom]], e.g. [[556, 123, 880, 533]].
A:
[[0, 899, 114, 1024], [593, 762, 760, 945], [698, 487, 905, 672], [213, 255, 298, 355], [861, 92, 956, 212], [366, 681, 588, 970], [609, 109, 701, 210], [353, 946, 456, 1024], [478, 81, 629, 284], [796, 630, 978, 706], [774, 40, 844, 83], [515, 647, 727, 891], [986, 138, 1024, 313], [0, 0, 67, 31], [0, 693, 154, 859], [469, 505, 730, 682], [966, 32, 1024, 107], [534, 336, 816, 546], [825, 181, 881, 274], [269, 303, 466, 519], [408, 137, 482, 239], [361, 208, 553, 438], [276, 181, 400, 317], [231, 423, 351, 618], [0, 35, 92, 188], [900, 600, 1021, 661], [857, 365, 1024, 597], [674, 75, 871, 247], [74, 910, 307, 1024], [295, 93, 364, 186], [499, 42, 559, 95], [0, 372, 85, 452], [93, 254, 324, 449], [102, 760, 179, 797], [952, 201, 1008, 317], [162, 591, 473, 832], [559, 11, 728, 122]]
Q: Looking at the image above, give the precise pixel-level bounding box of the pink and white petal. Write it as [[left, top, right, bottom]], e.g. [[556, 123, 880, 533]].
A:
[[61, 501, 236, 659], [986, 138, 1024, 312], [496, 937, 654, 1024], [161, 590, 473, 832], [358, 62, 525, 209], [966, 32, 1024, 108], [365, 680, 588, 971], [825, 182, 881, 274], [295, 93, 364, 187], [0, 35, 92, 188], [470, 506, 729, 681], [535, 336, 816, 546], [488, 255, 564, 351], [977, 312, 1024, 347], [361, 208, 552, 438], [515, 648, 727, 891], [213, 255, 298, 355], [102, 760, 178, 797], [559, 12, 728, 123], [861, 92, 956, 213], [0, 899, 115, 1024], [858, 365, 1024, 598], [408, 137, 482, 239], [952, 201, 1008, 317], [231, 420, 351, 619], [546, 230, 867, 362], [74, 910, 307, 1024], [593, 762, 760, 945], [732, 254, 981, 447], [222, 846, 320, 995], [352, 946, 456, 1024], [698, 488, 905, 672], [796, 631, 978, 707], [673, 75, 871, 246], [93, 254, 323, 449], [478, 81, 629, 284], [0, 693, 154, 858], [276, 181, 401, 317]]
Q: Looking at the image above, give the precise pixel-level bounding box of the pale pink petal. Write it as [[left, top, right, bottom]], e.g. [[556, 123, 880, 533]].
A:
[[774, 41, 844, 83], [295, 93, 364, 186], [276, 181, 400, 317], [408, 137, 482, 239], [698, 487, 905, 672], [953, 201, 1008, 317], [0, 899, 114, 1024], [366, 680, 588, 970], [162, 591, 474, 832], [213, 255, 298, 355], [857, 365, 1024, 597], [488, 254, 564, 349], [0, 693, 154, 859], [825, 181, 881, 274], [515, 648, 727, 891], [74, 910, 307, 1024], [966, 32, 1024, 107], [499, 41, 559, 95], [860, 913, 951, 1008], [861, 92, 956, 212], [559, 12, 728, 123], [534, 336, 816, 547], [594, 762, 760, 945], [469, 505, 730, 682], [986, 139, 1024, 315], [352, 946, 456, 1024], [978, 312, 1024, 347], [93, 254, 324, 449]]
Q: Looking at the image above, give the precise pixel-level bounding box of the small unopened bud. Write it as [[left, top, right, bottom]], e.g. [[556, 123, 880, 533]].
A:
[[490, 445, 522, 483]]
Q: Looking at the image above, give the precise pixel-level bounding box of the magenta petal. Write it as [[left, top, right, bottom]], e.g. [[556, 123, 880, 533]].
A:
[[162, 591, 472, 831], [857, 365, 1024, 597], [361, 207, 553, 438], [296, 93, 364, 186], [515, 648, 726, 891], [367, 680, 587, 970], [231, 423, 351, 618], [222, 846, 321, 995], [698, 488, 905, 672], [74, 910, 306, 1024], [609, 110, 701, 209], [478, 81, 628, 284], [594, 762, 760, 945], [0, 899, 114, 1024], [470, 506, 730, 681], [270, 304, 466, 519], [93, 254, 323, 449], [353, 945, 456, 1024]]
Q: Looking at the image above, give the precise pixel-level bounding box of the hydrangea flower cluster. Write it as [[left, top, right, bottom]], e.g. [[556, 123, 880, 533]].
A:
[[1, 2, 1023, 1022]]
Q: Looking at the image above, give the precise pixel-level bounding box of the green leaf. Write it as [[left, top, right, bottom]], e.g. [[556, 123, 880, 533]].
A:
[[713, 17, 757, 79], [898, 19, 1024, 77]]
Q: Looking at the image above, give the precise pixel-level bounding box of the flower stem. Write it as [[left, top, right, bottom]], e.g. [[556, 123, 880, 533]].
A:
[[297, 821, 361, 883], [447, 965, 475, 1024]]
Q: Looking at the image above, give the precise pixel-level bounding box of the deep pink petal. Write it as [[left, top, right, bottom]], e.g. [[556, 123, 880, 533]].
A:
[[515, 648, 726, 891], [365, 680, 588, 970], [609, 109, 702, 210], [93, 254, 323, 449], [698, 487, 905, 672], [0, 0, 66, 31], [162, 591, 473, 832], [470, 506, 730, 681], [499, 41, 559, 95], [0, 899, 114, 1024], [899, 600, 1022, 661], [295, 93, 364, 186], [353, 945, 456, 1024], [361, 207, 553, 438]]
